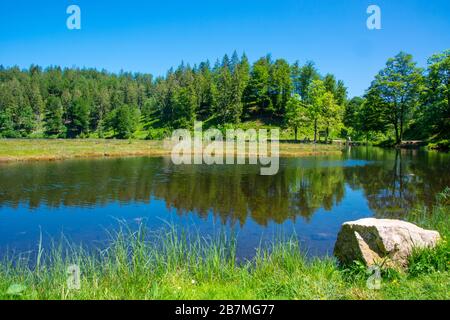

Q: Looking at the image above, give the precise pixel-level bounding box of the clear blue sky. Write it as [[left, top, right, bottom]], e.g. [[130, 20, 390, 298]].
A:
[[1, 0, 449, 97]]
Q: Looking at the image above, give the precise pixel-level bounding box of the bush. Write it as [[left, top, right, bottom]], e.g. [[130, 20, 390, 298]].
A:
[[428, 139, 450, 151], [146, 127, 171, 140]]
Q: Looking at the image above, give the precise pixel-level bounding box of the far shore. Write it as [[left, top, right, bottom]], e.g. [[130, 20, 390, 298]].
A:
[[0, 138, 343, 163]]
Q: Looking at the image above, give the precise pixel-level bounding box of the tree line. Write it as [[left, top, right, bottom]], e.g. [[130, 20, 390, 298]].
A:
[[0, 52, 346, 140], [345, 50, 449, 145], [0, 49, 448, 145]]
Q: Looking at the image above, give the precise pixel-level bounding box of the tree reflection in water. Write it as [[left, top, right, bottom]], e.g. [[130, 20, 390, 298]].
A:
[[0, 147, 449, 226]]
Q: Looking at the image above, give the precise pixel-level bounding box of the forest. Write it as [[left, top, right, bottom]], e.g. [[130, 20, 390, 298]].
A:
[[0, 50, 448, 148]]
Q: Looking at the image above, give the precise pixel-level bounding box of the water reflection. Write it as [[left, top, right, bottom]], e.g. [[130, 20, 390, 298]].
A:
[[344, 148, 449, 218], [1, 147, 448, 226]]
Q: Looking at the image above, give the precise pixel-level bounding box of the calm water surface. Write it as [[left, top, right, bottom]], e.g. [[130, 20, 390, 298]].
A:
[[0, 147, 449, 258]]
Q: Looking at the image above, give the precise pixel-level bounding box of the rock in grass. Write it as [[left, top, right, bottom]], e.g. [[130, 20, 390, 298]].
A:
[[6, 284, 26, 296], [334, 218, 441, 268]]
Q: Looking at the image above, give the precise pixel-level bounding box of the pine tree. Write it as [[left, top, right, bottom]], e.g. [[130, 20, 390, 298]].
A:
[[228, 53, 250, 123], [335, 80, 348, 106], [195, 61, 217, 121], [215, 55, 234, 123], [66, 98, 90, 138], [28, 82, 44, 119], [243, 56, 272, 117], [298, 61, 320, 101], [107, 104, 140, 139], [291, 61, 302, 95], [44, 96, 65, 136], [0, 83, 17, 137], [269, 59, 292, 118]]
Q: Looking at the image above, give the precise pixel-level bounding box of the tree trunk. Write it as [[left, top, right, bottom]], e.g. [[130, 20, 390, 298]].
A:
[[314, 119, 317, 143], [294, 127, 298, 142], [394, 121, 400, 144], [399, 106, 403, 144], [400, 117, 404, 143]]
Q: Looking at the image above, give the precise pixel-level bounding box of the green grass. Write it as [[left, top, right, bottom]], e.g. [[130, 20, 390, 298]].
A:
[[0, 191, 448, 300], [0, 138, 343, 163], [0, 139, 168, 162], [405, 188, 450, 277]]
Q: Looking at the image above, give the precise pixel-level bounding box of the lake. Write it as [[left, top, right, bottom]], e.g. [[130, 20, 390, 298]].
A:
[[0, 147, 448, 259]]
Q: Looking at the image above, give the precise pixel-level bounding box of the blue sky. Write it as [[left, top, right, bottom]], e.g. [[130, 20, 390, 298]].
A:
[[0, 0, 449, 97]]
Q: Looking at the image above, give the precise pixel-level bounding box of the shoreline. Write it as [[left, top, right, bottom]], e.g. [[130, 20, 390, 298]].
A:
[[0, 139, 343, 164], [1, 207, 448, 300]]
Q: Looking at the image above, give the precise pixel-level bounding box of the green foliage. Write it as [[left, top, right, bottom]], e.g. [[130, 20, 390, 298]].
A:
[[406, 188, 450, 276], [269, 59, 292, 116], [0, 78, 35, 137], [414, 50, 450, 141], [406, 187, 450, 238], [1, 49, 447, 144], [408, 241, 449, 277], [16, 104, 35, 136], [428, 139, 450, 151], [285, 94, 309, 140], [243, 56, 273, 116], [343, 97, 363, 137], [321, 91, 343, 142], [344, 49, 449, 145], [44, 96, 65, 137], [291, 60, 320, 100], [106, 104, 140, 139], [66, 98, 90, 138], [0, 107, 17, 138], [0, 54, 346, 140], [141, 97, 158, 122], [306, 79, 326, 142], [195, 62, 217, 121], [363, 52, 424, 144], [146, 127, 171, 140]]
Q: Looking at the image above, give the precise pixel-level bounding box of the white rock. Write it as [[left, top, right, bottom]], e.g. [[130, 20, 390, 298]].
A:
[[334, 218, 441, 268]]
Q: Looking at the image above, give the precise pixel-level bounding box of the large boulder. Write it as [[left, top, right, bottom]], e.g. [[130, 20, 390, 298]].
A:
[[334, 218, 440, 268]]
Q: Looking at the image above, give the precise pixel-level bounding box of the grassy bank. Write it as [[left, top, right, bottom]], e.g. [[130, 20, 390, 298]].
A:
[[0, 190, 448, 300], [0, 139, 168, 162], [0, 139, 343, 163]]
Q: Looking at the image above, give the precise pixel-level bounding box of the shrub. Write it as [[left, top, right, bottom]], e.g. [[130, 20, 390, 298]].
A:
[[428, 139, 450, 151]]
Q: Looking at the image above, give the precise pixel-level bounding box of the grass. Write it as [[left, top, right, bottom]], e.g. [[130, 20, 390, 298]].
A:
[[0, 138, 343, 163], [406, 188, 450, 277], [0, 189, 448, 300], [0, 139, 168, 162]]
